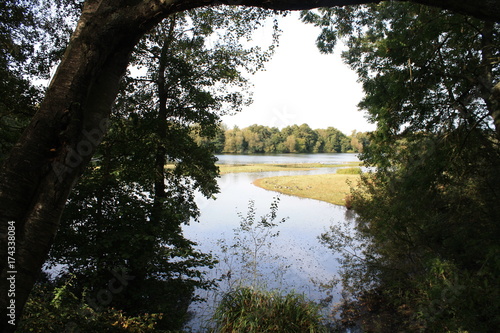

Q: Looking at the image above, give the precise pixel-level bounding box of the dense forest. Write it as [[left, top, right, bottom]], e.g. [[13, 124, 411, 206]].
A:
[[194, 124, 370, 154], [305, 2, 500, 332], [1, 0, 499, 332]]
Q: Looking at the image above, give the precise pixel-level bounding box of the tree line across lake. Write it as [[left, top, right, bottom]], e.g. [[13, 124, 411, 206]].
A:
[[194, 123, 370, 154]]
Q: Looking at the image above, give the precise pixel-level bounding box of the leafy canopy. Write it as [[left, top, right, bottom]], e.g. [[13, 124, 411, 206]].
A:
[[26, 6, 283, 331], [305, 3, 500, 332]]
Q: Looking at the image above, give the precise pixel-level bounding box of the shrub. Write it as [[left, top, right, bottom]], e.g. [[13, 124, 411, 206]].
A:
[[211, 287, 327, 333], [19, 281, 164, 332]]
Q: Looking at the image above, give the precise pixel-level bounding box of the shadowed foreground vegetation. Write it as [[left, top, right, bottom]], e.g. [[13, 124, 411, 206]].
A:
[[306, 3, 500, 331], [211, 287, 327, 333]]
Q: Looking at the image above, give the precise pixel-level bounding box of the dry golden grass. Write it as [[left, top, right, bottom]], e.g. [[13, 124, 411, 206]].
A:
[[218, 162, 360, 175], [253, 173, 360, 206]]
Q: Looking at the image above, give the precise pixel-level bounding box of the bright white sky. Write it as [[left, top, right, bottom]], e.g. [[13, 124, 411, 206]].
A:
[[222, 12, 376, 135]]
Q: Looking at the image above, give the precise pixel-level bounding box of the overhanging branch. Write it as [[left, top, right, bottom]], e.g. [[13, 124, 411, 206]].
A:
[[206, 0, 500, 22]]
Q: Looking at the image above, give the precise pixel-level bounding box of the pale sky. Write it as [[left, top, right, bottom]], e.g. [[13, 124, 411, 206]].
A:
[[222, 12, 376, 135]]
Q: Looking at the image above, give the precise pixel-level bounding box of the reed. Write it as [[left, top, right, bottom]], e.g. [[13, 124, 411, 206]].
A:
[[211, 287, 327, 333]]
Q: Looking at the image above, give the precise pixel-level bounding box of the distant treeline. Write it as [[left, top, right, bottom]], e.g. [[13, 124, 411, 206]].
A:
[[193, 124, 370, 154]]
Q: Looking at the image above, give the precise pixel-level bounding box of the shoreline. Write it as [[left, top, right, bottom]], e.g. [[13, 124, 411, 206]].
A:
[[217, 162, 360, 174]]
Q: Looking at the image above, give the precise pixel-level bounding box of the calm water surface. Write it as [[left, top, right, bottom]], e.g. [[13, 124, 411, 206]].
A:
[[182, 153, 359, 330], [215, 152, 359, 165]]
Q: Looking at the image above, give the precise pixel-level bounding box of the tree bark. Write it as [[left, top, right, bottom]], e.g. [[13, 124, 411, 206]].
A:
[[479, 20, 500, 140], [0, 1, 177, 330], [491, 82, 500, 139], [1, 0, 499, 331], [152, 15, 177, 226]]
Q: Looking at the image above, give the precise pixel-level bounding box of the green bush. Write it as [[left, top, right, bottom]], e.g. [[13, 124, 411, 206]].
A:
[[19, 281, 164, 332], [211, 287, 327, 333]]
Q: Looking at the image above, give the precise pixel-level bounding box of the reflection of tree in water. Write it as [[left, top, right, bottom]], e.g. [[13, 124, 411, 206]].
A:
[[185, 196, 354, 331], [218, 197, 288, 289]]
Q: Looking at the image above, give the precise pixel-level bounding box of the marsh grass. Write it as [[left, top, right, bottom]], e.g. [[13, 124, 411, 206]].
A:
[[218, 162, 360, 174], [211, 287, 327, 333], [253, 174, 360, 206], [336, 167, 362, 175]]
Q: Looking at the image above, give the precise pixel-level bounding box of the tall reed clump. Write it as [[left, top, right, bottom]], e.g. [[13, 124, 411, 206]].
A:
[[211, 287, 327, 333]]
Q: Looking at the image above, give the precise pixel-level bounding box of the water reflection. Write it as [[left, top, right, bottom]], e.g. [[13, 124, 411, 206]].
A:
[[215, 152, 359, 165], [182, 154, 359, 330]]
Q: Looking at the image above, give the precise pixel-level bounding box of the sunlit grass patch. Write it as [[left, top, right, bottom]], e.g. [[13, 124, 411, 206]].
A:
[[218, 164, 316, 174], [253, 173, 360, 206], [336, 167, 362, 174], [218, 162, 360, 174]]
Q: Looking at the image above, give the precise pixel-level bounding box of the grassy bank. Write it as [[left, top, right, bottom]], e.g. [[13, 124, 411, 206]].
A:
[[212, 287, 326, 333], [218, 162, 360, 174], [253, 173, 360, 206]]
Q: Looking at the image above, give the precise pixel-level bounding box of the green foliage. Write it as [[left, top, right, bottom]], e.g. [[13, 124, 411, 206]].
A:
[[0, 67, 40, 160], [20, 279, 164, 332], [39, 6, 281, 331], [306, 3, 500, 332], [303, 3, 499, 138], [0, 1, 39, 160], [211, 287, 327, 333], [0, 0, 83, 160], [198, 123, 369, 154]]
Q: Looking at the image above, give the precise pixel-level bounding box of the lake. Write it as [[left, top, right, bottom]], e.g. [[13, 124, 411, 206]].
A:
[[215, 153, 359, 165], [182, 153, 359, 330]]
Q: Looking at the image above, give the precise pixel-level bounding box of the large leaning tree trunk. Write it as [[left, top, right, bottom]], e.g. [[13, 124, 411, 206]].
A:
[[0, 0, 499, 331], [0, 1, 186, 330]]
